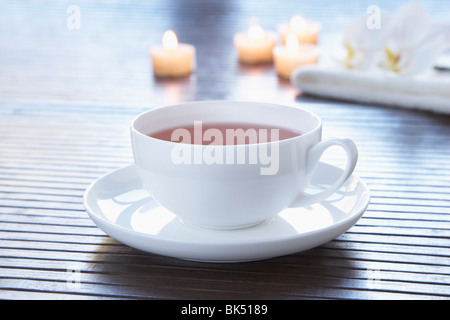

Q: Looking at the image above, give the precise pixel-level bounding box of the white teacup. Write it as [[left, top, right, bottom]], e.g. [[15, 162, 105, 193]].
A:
[[131, 101, 358, 229]]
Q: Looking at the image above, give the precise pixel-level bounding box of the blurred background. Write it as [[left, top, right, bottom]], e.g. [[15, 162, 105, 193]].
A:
[[1, 0, 450, 300], [1, 0, 448, 108]]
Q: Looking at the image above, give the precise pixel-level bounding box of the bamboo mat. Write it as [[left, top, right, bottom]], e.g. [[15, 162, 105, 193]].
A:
[[1, 0, 450, 300]]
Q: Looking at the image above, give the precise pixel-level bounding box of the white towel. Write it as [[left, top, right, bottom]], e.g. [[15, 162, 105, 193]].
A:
[[291, 65, 450, 114]]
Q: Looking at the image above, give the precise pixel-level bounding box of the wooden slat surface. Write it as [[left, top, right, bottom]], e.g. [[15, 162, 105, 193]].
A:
[[1, 0, 450, 300]]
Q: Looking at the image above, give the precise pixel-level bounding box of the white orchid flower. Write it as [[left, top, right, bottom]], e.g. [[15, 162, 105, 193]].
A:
[[340, 13, 391, 70], [379, 2, 448, 76]]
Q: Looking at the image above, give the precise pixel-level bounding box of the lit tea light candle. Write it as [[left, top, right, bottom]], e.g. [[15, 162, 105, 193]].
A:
[[150, 30, 195, 77], [273, 33, 319, 79], [278, 16, 321, 44], [234, 19, 277, 64]]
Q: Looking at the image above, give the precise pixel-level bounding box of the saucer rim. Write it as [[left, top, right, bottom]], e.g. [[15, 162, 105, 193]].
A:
[[83, 163, 370, 246]]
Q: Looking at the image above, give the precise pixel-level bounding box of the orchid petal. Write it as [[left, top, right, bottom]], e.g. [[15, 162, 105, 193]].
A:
[[340, 12, 391, 70], [379, 2, 448, 76]]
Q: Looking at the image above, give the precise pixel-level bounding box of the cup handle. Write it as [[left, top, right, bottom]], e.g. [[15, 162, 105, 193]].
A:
[[289, 138, 358, 207]]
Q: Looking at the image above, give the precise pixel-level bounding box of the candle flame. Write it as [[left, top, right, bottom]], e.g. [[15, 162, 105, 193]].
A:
[[286, 33, 299, 53], [248, 24, 265, 42], [162, 30, 178, 50], [290, 16, 307, 33]]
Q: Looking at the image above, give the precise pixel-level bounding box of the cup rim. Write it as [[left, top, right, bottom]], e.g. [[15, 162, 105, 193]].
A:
[[131, 100, 322, 147]]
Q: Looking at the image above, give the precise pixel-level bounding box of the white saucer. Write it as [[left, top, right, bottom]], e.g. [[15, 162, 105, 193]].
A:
[[84, 163, 370, 263]]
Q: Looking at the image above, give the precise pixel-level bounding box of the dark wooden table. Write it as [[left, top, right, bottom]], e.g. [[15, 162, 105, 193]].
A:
[[1, 0, 450, 300]]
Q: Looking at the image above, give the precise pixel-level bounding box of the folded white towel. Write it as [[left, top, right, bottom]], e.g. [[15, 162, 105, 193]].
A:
[[291, 65, 450, 114]]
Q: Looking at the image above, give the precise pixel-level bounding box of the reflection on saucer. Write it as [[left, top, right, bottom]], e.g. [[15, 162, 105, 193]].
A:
[[131, 205, 176, 236], [278, 207, 333, 234], [95, 166, 364, 240]]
